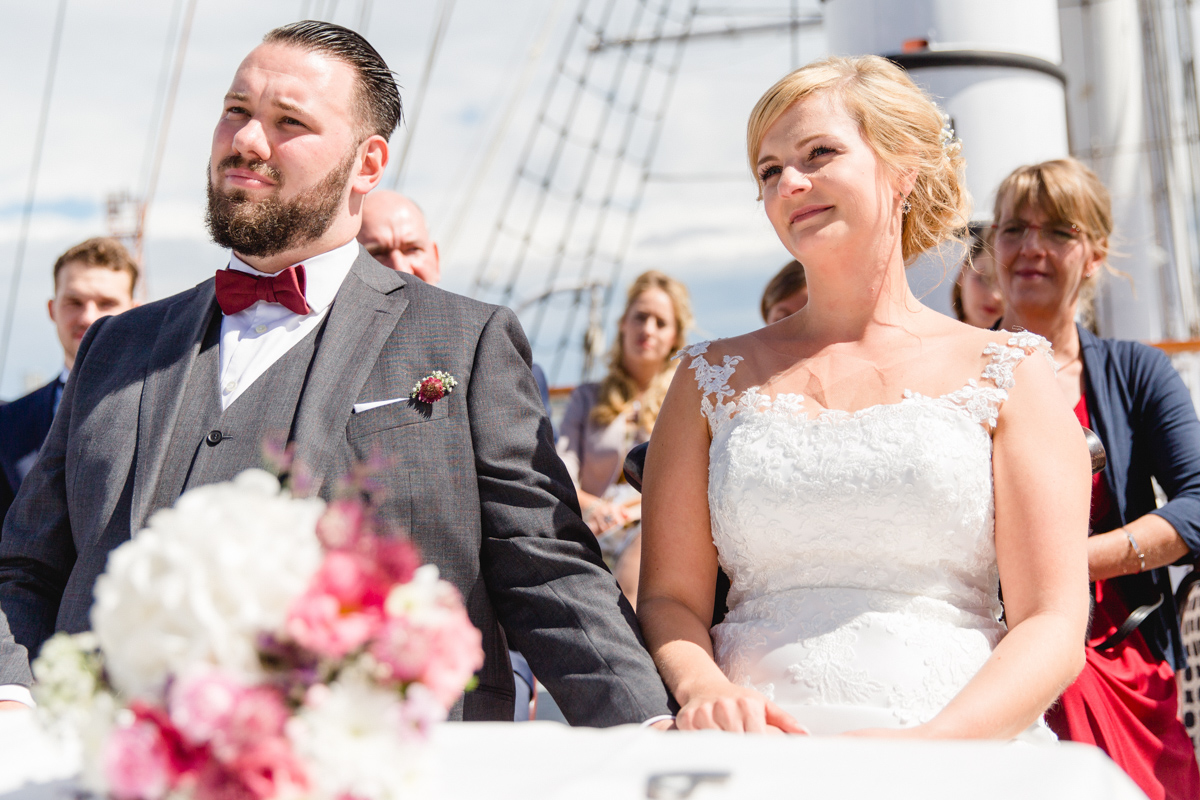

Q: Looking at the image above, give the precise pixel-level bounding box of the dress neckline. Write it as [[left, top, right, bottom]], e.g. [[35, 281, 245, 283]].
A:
[[676, 332, 1052, 432], [725, 384, 993, 426]]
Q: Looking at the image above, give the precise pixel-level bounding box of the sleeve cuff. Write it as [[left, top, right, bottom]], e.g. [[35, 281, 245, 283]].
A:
[[0, 684, 35, 708], [641, 714, 675, 728]]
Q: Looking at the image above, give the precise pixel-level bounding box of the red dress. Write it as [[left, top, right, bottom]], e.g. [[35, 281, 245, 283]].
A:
[[1045, 396, 1200, 799]]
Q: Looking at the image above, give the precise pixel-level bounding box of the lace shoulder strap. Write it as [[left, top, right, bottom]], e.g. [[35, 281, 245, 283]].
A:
[[946, 331, 1054, 429], [673, 341, 744, 424]]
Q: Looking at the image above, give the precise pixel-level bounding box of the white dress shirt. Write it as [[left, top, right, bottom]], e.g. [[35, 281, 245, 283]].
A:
[[0, 241, 362, 709], [218, 239, 359, 410]]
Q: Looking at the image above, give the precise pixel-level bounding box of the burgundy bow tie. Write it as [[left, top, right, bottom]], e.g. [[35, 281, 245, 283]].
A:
[[215, 264, 310, 316]]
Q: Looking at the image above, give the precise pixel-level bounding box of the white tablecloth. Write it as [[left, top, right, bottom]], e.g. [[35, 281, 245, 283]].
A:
[[0, 711, 1147, 799]]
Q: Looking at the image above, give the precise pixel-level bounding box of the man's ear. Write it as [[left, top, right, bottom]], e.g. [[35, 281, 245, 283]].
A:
[[47, 298, 56, 324], [352, 135, 388, 196], [1085, 239, 1106, 278], [427, 242, 442, 284]]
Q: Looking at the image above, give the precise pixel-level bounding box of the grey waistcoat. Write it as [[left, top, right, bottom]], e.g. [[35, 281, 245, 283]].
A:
[[153, 310, 326, 508]]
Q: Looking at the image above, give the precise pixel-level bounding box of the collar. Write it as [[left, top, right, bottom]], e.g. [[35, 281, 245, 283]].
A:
[[225, 238, 360, 314], [57, 367, 70, 384]]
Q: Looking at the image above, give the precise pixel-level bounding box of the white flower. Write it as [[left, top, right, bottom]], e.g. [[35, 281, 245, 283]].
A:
[[91, 469, 325, 698], [32, 631, 102, 713], [384, 564, 456, 622], [288, 666, 428, 800], [29, 632, 116, 788]]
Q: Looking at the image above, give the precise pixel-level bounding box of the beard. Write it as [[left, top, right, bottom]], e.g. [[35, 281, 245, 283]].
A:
[[205, 150, 355, 258]]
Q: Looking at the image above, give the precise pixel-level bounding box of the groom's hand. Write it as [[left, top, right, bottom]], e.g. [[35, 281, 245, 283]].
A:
[[0, 700, 29, 711]]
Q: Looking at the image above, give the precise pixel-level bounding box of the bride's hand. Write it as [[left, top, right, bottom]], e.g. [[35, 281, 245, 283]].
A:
[[676, 683, 808, 734]]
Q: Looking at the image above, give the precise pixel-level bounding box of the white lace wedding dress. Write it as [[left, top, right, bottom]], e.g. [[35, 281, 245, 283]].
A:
[[678, 332, 1055, 739]]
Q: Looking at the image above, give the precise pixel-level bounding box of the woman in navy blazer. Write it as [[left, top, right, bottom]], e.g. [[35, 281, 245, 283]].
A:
[[993, 158, 1200, 799]]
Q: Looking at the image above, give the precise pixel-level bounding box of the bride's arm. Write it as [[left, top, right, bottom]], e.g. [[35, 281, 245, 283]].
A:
[[637, 368, 805, 734], [908, 351, 1090, 740]]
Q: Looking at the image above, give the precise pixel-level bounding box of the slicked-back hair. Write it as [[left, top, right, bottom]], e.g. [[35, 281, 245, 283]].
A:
[[264, 20, 402, 142]]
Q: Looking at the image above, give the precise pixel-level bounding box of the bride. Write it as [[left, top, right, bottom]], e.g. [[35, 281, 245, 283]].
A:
[[637, 56, 1091, 738]]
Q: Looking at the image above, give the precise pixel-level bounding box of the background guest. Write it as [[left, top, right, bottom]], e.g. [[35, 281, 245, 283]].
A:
[[952, 223, 1004, 329], [0, 237, 138, 523], [356, 189, 441, 284], [556, 270, 692, 608], [356, 188, 550, 413], [993, 157, 1200, 799], [760, 259, 807, 324]]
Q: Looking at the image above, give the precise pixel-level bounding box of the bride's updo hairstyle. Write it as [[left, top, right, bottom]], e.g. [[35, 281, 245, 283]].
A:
[[747, 55, 969, 263]]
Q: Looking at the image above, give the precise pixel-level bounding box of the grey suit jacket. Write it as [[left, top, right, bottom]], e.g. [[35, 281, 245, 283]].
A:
[[0, 249, 671, 724]]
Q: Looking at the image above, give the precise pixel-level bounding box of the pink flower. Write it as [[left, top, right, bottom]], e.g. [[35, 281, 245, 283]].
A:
[[315, 499, 366, 550], [410, 371, 457, 404], [229, 738, 309, 799], [169, 670, 243, 746], [285, 552, 386, 658], [211, 686, 290, 764], [370, 606, 483, 709], [105, 718, 176, 800], [318, 551, 387, 608], [195, 760, 255, 800], [191, 688, 305, 800], [373, 537, 420, 585], [106, 703, 201, 800], [414, 377, 446, 404]]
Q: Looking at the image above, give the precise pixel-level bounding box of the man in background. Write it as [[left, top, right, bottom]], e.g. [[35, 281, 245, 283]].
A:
[[0, 238, 138, 522], [358, 188, 552, 414], [356, 189, 441, 284]]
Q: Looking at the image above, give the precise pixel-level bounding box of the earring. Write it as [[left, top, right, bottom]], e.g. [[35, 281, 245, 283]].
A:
[[902, 197, 912, 215]]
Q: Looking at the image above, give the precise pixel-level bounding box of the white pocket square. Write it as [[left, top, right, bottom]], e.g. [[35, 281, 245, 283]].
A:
[[352, 398, 405, 414]]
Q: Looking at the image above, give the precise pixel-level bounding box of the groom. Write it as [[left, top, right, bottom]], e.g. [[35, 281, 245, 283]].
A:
[[0, 21, 671, 724]]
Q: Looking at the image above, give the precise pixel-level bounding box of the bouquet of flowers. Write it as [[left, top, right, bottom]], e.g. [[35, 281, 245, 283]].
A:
[[32, 469, 484, 800]]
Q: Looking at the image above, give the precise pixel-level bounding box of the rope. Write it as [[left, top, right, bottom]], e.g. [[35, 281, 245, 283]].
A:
[[139, 0, 185, 205], [0, 0, 70, 393], [138, 0, 198, 274], [439, 0, 567, 261], [389, 0, 457, 191]]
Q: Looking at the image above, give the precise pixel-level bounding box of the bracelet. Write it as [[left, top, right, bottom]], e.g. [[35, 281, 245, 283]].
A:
[[641, 714, 676, 729], [1124, 528, 1146, 573]]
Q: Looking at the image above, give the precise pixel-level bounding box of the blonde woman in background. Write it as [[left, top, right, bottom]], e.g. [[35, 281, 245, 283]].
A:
[[557, 271, 693, 608], [952, 223, 1004, 329], [638, 55, 1090, 737]]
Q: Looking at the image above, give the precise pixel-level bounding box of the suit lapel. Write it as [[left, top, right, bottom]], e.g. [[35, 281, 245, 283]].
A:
[[130, 282, 220, 534], [291, 250, 408, 492]]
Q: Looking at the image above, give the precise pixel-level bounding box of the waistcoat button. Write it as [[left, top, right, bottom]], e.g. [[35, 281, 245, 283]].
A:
[[205, 430, 223, 446]]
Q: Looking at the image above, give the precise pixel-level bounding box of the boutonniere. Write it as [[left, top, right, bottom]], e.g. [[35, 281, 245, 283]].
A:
[[410, 370, 458, 404]]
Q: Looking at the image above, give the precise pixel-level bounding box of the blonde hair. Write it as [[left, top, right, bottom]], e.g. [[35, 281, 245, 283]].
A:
[[746, 55, 970, 263], [992, 158, 1114, 325], [591, 271, 693, 432]]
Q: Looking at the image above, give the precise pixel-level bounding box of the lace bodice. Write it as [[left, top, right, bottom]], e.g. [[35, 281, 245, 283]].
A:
[[677, 333, 1053, 732]]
